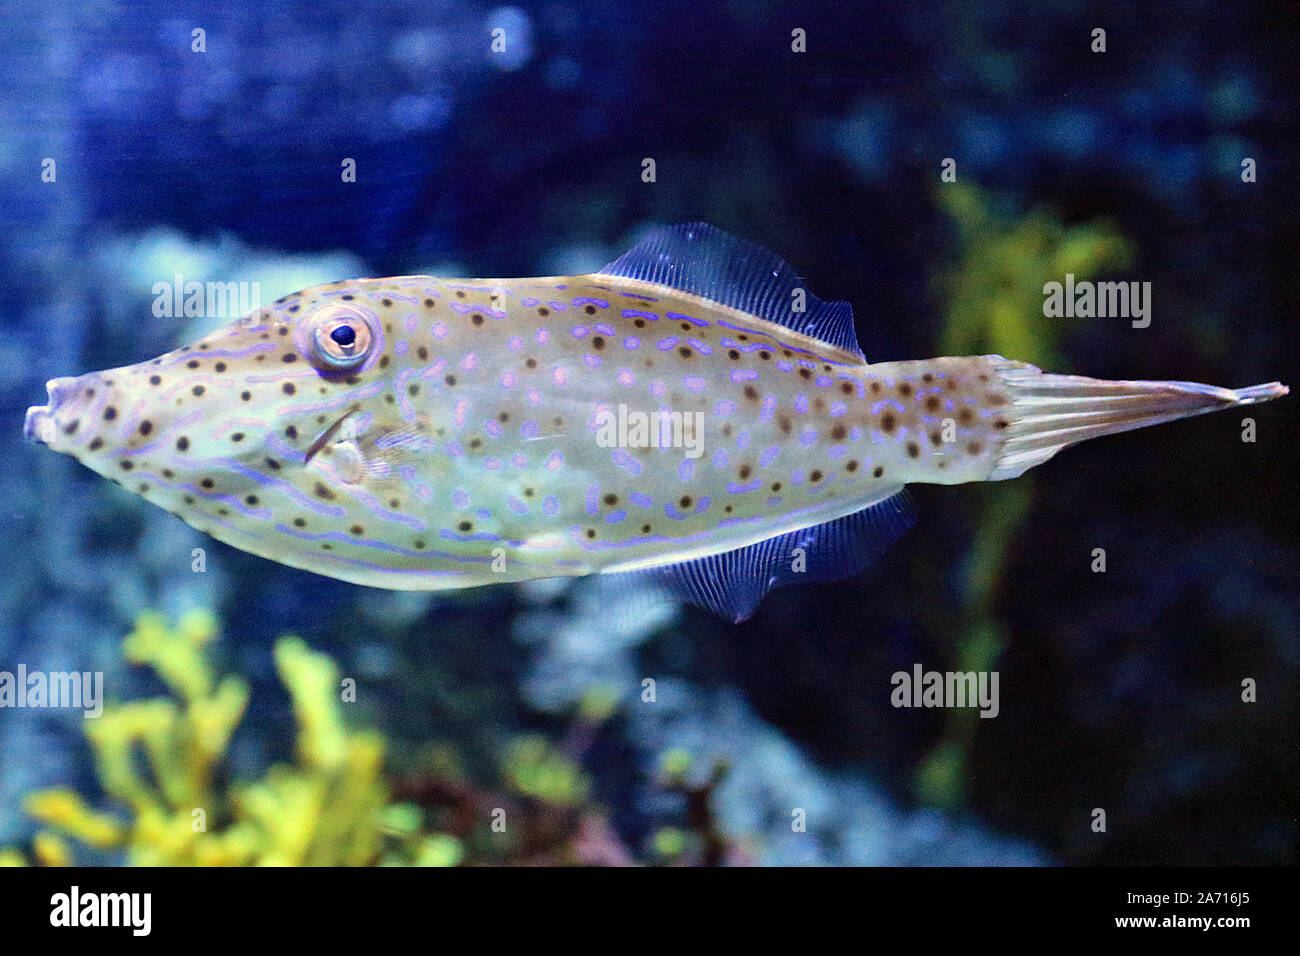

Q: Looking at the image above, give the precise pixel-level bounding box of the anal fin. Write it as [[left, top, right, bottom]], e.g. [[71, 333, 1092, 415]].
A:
[[625, 491, 916, 623]]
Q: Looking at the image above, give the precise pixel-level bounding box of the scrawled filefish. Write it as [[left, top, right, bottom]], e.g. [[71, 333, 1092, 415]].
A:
[[24, 224, 1288, 621]]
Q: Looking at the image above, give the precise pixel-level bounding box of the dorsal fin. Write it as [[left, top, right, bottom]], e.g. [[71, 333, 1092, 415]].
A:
[[597, 222, 864, 359], [621, 490, 915, 622]]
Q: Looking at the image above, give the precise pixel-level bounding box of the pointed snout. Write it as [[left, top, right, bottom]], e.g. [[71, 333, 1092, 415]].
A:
[[24, 377, 80, 445]]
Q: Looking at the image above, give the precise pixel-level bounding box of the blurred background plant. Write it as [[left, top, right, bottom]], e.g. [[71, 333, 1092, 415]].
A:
[[914, 185, 1133, 811], [0, 610, 741, 866]]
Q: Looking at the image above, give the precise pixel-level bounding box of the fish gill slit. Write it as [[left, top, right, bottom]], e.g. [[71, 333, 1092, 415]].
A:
[[303, 405, 360, 465]]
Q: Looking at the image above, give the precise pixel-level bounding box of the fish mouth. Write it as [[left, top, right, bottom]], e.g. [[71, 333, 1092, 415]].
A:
[[24, 377, 80, 446]]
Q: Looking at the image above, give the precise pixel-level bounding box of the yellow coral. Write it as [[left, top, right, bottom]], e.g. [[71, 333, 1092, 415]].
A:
[[503, 734, 589, 807], [32, 831, 72, 867], [24, 789, 122, 848], [8, 610, 427, 867]]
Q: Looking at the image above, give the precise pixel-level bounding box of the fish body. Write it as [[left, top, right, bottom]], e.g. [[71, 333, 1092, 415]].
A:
[[24, 224, 1287, 620]]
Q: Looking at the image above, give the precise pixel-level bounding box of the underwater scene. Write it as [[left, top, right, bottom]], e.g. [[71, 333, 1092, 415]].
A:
[[0, 0, 1296, 871]]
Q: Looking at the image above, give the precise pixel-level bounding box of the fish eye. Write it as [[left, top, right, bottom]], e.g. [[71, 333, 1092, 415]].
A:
[[308, 305, 374, 369]]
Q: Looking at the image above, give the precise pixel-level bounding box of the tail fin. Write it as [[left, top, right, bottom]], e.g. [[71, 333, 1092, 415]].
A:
[[986, 355, 1288, 480]]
